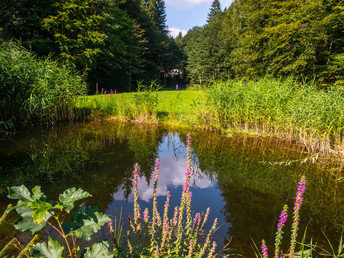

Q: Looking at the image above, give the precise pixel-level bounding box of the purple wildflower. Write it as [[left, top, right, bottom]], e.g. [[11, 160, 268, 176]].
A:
[[275, 205, 288, 257], [108, 221, 114, 233], [261, 240, 268, 258], [290, 176, 306, 256]]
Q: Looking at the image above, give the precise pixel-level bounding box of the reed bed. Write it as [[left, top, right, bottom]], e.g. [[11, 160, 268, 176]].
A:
[[204, 77, 344, 154], [0, 43, 86, 128]]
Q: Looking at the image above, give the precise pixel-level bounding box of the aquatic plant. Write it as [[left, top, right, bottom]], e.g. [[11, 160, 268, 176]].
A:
[[261, 240, 268, 258], [256, 176, 307, 257], [204, 77, 344, 154]]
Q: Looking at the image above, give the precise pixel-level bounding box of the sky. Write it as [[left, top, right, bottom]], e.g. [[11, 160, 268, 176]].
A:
[[166, 0, 234, 38]]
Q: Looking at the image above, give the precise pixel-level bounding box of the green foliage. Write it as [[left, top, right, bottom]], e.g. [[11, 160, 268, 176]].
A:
[[183, 0, 344, 84], [207, 0, 222, 22], [7, 185, 111, 257], [31, 237, 64, 258], [1, 0, 183, 92], [83, 241, 114, 258], [0, 43, 86, 126], [58, 188, 91, 213]]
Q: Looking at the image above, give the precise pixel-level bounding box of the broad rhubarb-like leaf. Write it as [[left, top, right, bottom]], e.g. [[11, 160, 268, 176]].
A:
[[58, 188, 91, 212], [82, 241, 114, 258], [13, 205, 51, 233], [65, 207, 111, 240], [32, 237, 64, 258]]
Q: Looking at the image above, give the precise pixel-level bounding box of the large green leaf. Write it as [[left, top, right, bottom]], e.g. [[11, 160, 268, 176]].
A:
[[66, 207, 111, 240], [82, 241, 114, 258], [13, 205, 51, 233], [58, 188, 91, 213], [8, 185, 33, 202], [31, 237, 64, 258], [28, 200, 53, 224]]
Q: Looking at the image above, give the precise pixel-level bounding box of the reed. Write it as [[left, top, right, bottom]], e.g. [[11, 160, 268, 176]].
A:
[[0, 42, 86, 128], [204, 77, 344, 154]]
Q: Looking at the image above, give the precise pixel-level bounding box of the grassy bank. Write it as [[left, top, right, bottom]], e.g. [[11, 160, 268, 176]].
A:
[[204, 78, 344, 154], [75, 90, 203, 126], [75, 77, 344, 155]]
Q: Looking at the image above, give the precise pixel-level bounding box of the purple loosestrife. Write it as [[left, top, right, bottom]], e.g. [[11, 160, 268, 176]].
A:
[[176, 134, 193, 246], [108, 221, 114, 233], [143, 208, 149, 224], [275, 205, 288, 257], [186, 191, 192, 231], [187, 239, 195, 258], [199, 218, 218, 257], [151, 159, 160, 241], [132, 163, 141, 231], [261, 240, 268, 258], [161, 192, 171, 250], [208, 241, 217, 258], [127, 215, 133, 254], [202, 207, 210, 228], [290, 176, 306, 256]]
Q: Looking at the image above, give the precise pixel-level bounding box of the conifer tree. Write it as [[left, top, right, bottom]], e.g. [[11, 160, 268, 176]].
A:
[[156, 0, 168, 34], [207, 0, 221, 22]]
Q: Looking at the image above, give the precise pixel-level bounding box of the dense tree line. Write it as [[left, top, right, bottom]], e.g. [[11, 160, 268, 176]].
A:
[[183, 0, 344, 86], [0, 0, 183, 92]]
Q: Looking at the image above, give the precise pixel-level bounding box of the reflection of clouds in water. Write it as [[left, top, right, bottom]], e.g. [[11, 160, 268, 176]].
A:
[[112, 145, 213, 202]]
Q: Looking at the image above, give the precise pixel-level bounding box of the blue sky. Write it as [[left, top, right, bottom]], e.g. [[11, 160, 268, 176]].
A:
[[166, 0, 233, 37]]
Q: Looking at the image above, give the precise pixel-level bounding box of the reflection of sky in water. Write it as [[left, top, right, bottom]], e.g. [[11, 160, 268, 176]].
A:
[[107, 133, 229, 246], [112, 133, 213, 202]]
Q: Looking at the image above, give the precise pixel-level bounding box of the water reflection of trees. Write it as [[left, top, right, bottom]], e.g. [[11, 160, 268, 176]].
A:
[[0, 122, 164, 212], [191, 133, 344, 255]]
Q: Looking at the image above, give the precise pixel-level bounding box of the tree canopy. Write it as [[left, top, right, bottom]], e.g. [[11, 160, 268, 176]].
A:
[[182, 0, 344, 85]]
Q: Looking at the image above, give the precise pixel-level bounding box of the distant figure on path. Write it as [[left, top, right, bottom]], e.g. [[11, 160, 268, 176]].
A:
[[176, 83, 179, 90]]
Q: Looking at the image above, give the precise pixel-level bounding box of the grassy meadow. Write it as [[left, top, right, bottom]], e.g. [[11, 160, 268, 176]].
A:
[[75, 90, 204, 126]]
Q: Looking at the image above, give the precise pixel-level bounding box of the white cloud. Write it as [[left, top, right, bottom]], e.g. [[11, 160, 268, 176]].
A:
[[166, 0, 233, 9], [169, 27, 187, 38], [166, 0, 209, 9]]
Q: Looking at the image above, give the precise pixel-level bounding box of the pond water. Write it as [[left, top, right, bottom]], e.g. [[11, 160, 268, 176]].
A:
[[0, 121, 343, 256]]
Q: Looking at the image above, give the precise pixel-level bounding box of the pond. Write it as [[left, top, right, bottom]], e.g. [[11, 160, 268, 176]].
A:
[[0, 121, 343, 256]]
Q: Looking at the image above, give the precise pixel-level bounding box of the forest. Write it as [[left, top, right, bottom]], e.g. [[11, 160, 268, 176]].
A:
[[2, 0, 343, 92]]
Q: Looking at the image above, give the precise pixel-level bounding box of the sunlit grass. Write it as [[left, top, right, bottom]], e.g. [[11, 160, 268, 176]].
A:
[[75, 90, 204, 125]]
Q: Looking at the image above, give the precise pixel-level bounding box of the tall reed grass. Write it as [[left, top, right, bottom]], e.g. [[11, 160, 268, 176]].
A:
[[76, 82, 161, 123], [204, 77, 344, 154], [0, 42, 86, 128]]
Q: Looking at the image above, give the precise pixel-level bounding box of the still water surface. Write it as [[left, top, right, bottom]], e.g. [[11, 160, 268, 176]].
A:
[[0, 122, 343, 256]]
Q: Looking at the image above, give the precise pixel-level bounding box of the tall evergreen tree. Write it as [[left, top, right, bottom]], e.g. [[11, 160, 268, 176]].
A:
[[156, 0, 168, 34], [207, 0, 221, 22]]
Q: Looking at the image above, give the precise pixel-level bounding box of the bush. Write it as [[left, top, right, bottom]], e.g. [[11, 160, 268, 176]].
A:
[[0, 42, 86, 127]]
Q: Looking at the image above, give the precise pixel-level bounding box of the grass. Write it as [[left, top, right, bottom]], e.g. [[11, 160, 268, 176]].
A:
[[75, 90, 203, 126]]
